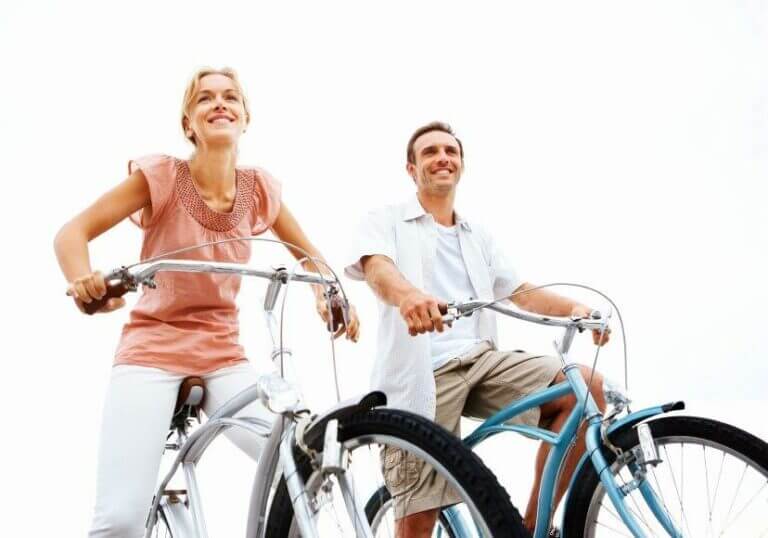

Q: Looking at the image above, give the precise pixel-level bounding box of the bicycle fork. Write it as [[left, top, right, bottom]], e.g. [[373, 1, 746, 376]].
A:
[[586, 420, 682, 537], [556, 325, 682, 538], [281, 420, 373, 538]]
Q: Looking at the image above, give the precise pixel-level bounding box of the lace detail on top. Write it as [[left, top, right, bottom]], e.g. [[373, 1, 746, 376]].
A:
[[175, 159, 255, 232]]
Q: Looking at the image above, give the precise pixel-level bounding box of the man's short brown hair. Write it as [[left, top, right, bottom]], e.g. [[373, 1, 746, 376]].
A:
[[406, 122, 464, 164]]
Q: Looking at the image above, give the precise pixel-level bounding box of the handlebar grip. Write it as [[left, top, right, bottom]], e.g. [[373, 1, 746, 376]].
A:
[[328, 303, 346, 332], [80, 281, 132, 315], [438, 303, 456, 324]]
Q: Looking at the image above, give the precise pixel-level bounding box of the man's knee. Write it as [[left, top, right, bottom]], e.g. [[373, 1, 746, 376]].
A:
[[573, 365, 606, 411], [579, 364, 604, 390], [549, 366, 605, 413], [543, 372, 577, 417]]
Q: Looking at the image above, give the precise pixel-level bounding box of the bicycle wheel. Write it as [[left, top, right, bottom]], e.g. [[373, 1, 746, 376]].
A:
[[265, 408, 527, 537], [562, 416, 768, 537], [365, 485, 458, 537]]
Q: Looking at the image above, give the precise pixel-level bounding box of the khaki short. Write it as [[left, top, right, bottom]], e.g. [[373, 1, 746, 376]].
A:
[[383, 341, 562, 519]]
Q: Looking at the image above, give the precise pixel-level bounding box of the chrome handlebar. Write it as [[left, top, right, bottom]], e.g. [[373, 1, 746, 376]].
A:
[[78, 259, 342, 316], [442, 299, 609, 332], [106, 259, 337, 288]]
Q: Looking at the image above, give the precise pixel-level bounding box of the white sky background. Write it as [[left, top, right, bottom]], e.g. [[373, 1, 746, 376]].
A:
[[1, 1, 767, 535]]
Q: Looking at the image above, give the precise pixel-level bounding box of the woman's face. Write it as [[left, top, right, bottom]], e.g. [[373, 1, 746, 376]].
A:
[[185, 74, 248, 149]]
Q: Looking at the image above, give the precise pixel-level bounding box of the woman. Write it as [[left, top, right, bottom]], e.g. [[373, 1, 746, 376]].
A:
[[53, 67, 360, 537]]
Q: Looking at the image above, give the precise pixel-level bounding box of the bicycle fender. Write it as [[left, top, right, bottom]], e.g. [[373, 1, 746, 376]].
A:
[[559, 401, 684, 536], [301, 391, 387, 452]]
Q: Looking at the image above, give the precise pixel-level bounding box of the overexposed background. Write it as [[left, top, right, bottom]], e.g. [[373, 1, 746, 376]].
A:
[[1, 1, 766, 535]]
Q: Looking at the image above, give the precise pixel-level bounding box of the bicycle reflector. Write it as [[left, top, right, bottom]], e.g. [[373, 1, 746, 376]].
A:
[[637, 423, 662, 466]]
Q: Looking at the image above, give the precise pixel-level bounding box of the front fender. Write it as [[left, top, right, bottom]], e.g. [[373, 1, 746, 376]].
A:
[[301, 391, 387, 452], [559, 401, 684, 535]]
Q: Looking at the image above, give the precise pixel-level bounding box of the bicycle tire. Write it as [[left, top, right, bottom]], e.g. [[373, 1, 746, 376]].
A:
[[562, 415, 768, 537], [265, 407, 527, 537]]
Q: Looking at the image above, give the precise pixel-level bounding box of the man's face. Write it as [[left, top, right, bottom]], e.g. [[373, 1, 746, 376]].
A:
[[407, 130, 463, 195]]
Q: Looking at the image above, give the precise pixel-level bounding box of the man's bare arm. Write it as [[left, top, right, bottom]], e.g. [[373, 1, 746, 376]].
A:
[[510, 282, 589, 317], [360, 255, 418, 307], [511, 282, 609, 345], [361, 254, 446, 335]]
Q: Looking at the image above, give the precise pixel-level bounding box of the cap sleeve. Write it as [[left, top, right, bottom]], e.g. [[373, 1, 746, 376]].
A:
[[251, 167, 282, 234], [128, 154, 176, 228], [344, 208, 397, 281]]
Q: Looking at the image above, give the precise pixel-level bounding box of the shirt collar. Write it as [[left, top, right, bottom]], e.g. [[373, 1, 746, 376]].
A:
[[402, 193, 471, 231]]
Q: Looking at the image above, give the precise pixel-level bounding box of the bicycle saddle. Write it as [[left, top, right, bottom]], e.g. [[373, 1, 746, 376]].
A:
[[174, 376, 205, 417]]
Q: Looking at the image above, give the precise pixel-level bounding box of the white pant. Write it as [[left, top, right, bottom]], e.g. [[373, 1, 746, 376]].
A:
[[88, 363, 274, 537]]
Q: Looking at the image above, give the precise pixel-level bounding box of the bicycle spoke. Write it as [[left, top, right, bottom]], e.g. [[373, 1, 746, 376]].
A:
[[720, 461, 748, 533], [369, 444, 395, 538], [711, 451, 725, 514], [331, 501, 346, 535], [662, 443, 694, 537], [649, 465, 676, 531], [626, 488, 660, 537], [593, 518, 634, 537], [719, 479, 768, 534], [703, 446, 715, 538], [600, 500, 624, 524], [339, 470, 375, 537], [605, 467, 659, 537]]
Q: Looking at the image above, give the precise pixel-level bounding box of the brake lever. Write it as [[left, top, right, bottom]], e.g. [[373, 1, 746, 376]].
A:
[[325, 286, 349, 333], [441, 303, 461, 326], [569, 309, 605, 333]]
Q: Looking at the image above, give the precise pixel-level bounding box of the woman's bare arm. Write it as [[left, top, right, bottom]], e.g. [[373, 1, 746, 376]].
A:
[[270, 203, 360, 341], [54, 170, 150, 309]]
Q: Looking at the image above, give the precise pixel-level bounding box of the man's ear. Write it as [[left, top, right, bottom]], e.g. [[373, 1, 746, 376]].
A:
[[406, 162, 417, 183]]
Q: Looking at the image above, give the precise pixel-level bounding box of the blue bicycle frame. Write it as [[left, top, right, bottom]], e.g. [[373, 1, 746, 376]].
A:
[[438, 302, 684, 538]]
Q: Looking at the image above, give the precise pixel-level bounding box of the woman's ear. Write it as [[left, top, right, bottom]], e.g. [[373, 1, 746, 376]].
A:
[[182, 115, 193, 139]]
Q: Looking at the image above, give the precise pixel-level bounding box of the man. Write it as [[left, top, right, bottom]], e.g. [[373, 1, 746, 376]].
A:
[[344, 122, 609, 536]]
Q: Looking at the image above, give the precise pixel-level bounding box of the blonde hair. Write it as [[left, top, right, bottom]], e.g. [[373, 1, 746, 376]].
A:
[[181, 67, 251, 145]]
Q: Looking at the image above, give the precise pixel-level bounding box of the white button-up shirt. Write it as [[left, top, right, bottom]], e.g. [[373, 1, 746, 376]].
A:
[[345, 195, 522, 419]]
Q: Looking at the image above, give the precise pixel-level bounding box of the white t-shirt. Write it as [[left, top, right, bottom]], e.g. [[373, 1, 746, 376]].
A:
[[427, 223, 483, 369]]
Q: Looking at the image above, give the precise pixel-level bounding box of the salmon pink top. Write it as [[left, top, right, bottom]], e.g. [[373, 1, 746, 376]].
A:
[[114, 154, 281, 375]]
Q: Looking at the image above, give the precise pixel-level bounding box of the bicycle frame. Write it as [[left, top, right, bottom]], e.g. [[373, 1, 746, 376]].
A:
[[149, 395, 375, 538], [145, 388, 284, 538], [442, 302, 683, 538]]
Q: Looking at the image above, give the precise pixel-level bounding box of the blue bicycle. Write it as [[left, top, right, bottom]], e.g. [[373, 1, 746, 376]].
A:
[[365, 299, 768, 537]]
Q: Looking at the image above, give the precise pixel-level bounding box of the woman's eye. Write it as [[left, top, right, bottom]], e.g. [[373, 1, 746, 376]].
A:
[[197, 96, 210, 103], [226, 95, 238, 101]]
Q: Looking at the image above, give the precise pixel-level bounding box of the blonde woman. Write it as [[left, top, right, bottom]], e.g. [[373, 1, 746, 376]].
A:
[[54, 67, 359, 537]]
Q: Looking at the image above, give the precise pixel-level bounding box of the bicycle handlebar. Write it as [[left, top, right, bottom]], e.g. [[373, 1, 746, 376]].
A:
[[442, 299, 608, 332], [78, 259, 340, 315]]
